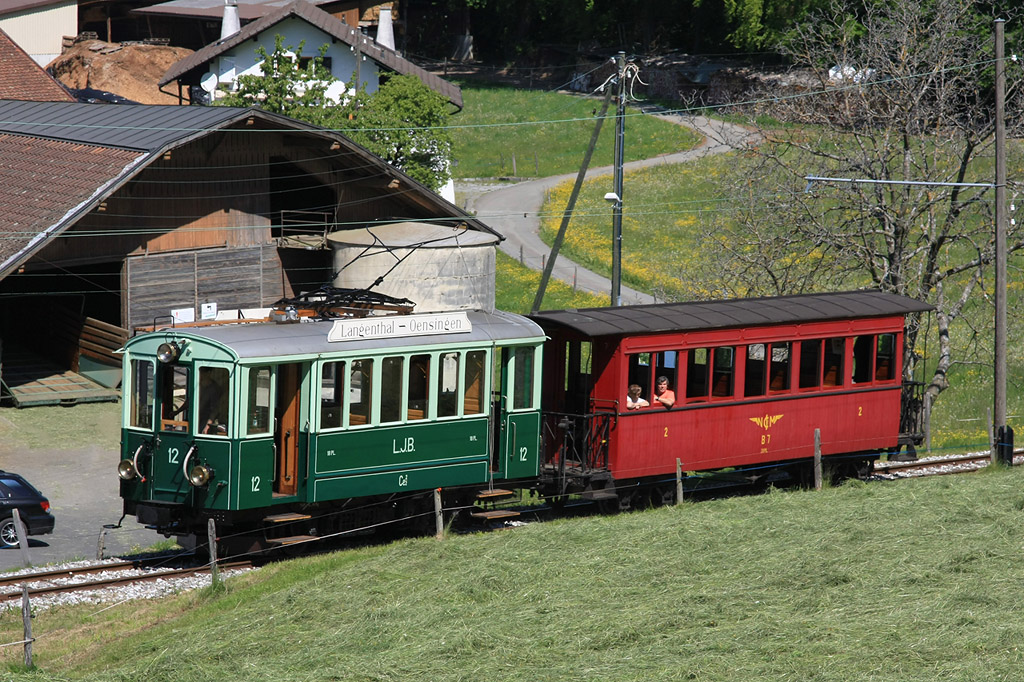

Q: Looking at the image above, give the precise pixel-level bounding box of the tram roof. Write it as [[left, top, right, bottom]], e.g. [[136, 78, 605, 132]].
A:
[[141, 309, 545, 360], [529, 290, 934, 338]]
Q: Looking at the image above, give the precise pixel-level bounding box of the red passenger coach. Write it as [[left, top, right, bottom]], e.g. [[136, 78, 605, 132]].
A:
[[530, 291, 933, 505]]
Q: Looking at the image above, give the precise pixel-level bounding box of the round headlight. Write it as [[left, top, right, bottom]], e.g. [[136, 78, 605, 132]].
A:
[[188, 464, 214, 487], [156, 342, 180, 364], [118, 459, 138, 480]]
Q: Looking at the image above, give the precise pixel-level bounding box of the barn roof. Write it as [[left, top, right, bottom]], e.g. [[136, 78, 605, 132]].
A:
[[0, 100, 497, 280], [158, 0, 462, 108], [530, 290, 934, 337]]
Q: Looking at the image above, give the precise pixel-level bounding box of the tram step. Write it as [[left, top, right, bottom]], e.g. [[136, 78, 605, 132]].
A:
[[470, 509, 521, 521], [267, 534, 318, 546], [263, 512, 313, 523], [476, 488, 515, 500], [581, 490, 619, 501]]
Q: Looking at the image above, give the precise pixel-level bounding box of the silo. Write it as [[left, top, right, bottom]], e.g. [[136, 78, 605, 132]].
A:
[[327, 222, 498, 313]]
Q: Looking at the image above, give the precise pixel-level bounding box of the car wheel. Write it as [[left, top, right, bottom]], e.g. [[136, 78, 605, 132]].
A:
[[0, 517, 19, 548]]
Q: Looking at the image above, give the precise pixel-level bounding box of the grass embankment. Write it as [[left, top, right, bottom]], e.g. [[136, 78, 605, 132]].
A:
[[450, 84, 700, 179], [8, 467, 1024, 680]]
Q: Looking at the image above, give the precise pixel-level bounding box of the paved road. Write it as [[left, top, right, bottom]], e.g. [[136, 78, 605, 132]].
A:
[[468, 114, 758, 305]]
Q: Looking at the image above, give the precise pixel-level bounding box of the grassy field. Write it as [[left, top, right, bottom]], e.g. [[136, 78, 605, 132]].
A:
[[494, 251, 606, 313], [6, 465, 1024, 680], [450, 83, 701, 179]]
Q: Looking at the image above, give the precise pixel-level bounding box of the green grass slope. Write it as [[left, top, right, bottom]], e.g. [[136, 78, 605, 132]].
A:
[[9, 467, 1024, 681]]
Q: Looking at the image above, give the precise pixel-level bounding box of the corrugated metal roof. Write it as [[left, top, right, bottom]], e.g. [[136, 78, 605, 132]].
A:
[[133, 309, 544, 359], [159, 0, 462, 108], [0, 100, 252, 151], [530, 290, 934, 337]]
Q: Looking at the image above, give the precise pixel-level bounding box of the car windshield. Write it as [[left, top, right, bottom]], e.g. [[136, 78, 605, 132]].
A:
[[0, 478, 37, 498]]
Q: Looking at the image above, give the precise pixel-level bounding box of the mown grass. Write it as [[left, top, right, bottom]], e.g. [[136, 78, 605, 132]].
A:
[[7, 466, 1024, 680], [450, 83, 701, 179]]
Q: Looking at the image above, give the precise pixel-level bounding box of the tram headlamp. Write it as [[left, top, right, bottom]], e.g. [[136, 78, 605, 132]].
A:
[[188, 464, 214, 487], [117, 459, 138, 480], [156, 342, 181, 364]]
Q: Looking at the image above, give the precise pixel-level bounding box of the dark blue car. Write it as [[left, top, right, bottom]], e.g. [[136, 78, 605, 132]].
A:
[[0, 472, 55, 548]]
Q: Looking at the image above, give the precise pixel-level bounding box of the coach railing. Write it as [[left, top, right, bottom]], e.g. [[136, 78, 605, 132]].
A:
[[541, 410, 615, 492], [899, 380, 926, 444]]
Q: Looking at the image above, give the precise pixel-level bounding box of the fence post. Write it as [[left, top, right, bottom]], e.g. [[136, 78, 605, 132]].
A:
[[96, 528, 107, 561], [675, 458, 684, 505], [434, 488, 444, 540], [512, 153, 517, 177], [21, 585, 32, 668], [207, 518, 220, 586], [813, 428, 822, 491], [12, 509, 30, 568]]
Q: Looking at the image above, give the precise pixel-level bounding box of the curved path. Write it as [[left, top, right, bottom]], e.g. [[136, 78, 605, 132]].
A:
[[467, 114, 758, 305]]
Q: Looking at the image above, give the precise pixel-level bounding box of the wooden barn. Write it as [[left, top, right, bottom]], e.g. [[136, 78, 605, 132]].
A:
[[0, 99, 497, 406]]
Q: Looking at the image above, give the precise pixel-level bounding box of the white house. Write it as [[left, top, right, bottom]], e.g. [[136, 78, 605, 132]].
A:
[[0, 0, 77, 66]]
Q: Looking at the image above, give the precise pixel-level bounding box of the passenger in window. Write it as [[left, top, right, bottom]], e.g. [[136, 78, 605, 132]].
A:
[[626, 384, 649, 410], [652, 376, 676, 409]]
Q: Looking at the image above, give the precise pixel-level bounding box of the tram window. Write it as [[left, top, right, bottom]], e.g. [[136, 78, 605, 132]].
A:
[[320, 361, 345, 429], [381, 356, 404, 423], [408, 355, 430, 420], [799, 340, 821, 389], [513, 347, 535, 410], [745, 344, 766, 397], [349, 359, 372, 425], [686, 348, 709, 400], [247, 367, 271, 435], [852, 335, 874, 384], [627, 353, 652, 399], [437, 352, 459, 418], [876, 334, 895, 381], [159, 365, 190, 432], [198, 367, 230, 436], [464, 351, 485, 415], [130, 359, 154, 429], [769, 343, 791, 391], [823, 338, 845, 387], [712, 347, 735, 397], [656, 351, 678, 399]]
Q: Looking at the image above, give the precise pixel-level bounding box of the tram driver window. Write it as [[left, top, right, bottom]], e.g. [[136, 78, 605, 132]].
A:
[[198, 367, 230, 436], [159, 365, 190, 432], [247, 367, 271, 435], [381, 356, 404, 423], [853, 335, 874, 384], [349, 359, 373, 426], [130, 359, 154, 429], [320, 361, 345, 429], [686, 348, 709, 400], [408, 355, 429, 420], [437, 352, 459, 418]]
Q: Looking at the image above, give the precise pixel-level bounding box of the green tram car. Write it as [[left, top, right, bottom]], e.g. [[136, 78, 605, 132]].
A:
[[117, 309, 545, 553]]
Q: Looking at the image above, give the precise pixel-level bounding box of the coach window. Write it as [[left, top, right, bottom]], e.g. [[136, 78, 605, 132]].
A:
[[656, 351, 678, 400], [626, 353, 652, 401], [712, 347, 735, 397], [246, 366, 271, 435], [129, 359, 154, 429], [799, 340, 821, 389], [513, 346, 536, 410], [876, 334, 896, 381], [769, 343, 791, 392], [464, 350, 486, 415], [408, 354, 430, 420], [686, 348, 709, 400], [198, 367, 230, 436], [744, 344, 766, 397], [852, 335, 874, 384], [349, 359, 373, 426], [437, 352, 460, 418], [381, 356, 404, 423], [320, 361, 345, 429], [823, 338, 845, 387], [159, 364, 190, 432]]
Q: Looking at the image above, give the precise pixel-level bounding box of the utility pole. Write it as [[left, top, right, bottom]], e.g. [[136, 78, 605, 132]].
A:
[[610, 51, 627, 307], [993, 18, 1010, 463]]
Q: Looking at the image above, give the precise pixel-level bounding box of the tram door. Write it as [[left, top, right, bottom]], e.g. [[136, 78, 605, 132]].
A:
[[493, 345, 541, 480], [274, 363, 305, 496]]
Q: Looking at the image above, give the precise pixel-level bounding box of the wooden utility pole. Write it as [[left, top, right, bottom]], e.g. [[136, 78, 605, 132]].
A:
[[610, 51, 627, 307], [993, 18, 1009, 463]]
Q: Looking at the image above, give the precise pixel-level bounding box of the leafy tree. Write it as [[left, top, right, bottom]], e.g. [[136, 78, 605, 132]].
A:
[[697, 0, 1024, 412], [219, 37, 452, 191]]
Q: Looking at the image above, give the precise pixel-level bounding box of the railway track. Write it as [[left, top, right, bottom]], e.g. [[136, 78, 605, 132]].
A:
[[872, 451, 1022, 478], [0, 558, 253, 603]]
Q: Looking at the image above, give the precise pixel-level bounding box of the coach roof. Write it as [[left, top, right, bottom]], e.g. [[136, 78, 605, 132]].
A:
[[530, 290, 934, 337]]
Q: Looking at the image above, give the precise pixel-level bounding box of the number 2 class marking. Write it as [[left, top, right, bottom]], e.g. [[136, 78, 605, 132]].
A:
[[664, 427, 669, 437], [858, 406, 863, 416]]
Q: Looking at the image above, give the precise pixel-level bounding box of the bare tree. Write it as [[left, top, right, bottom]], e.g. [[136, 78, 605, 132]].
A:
[[700, 0, 1024, 409]]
